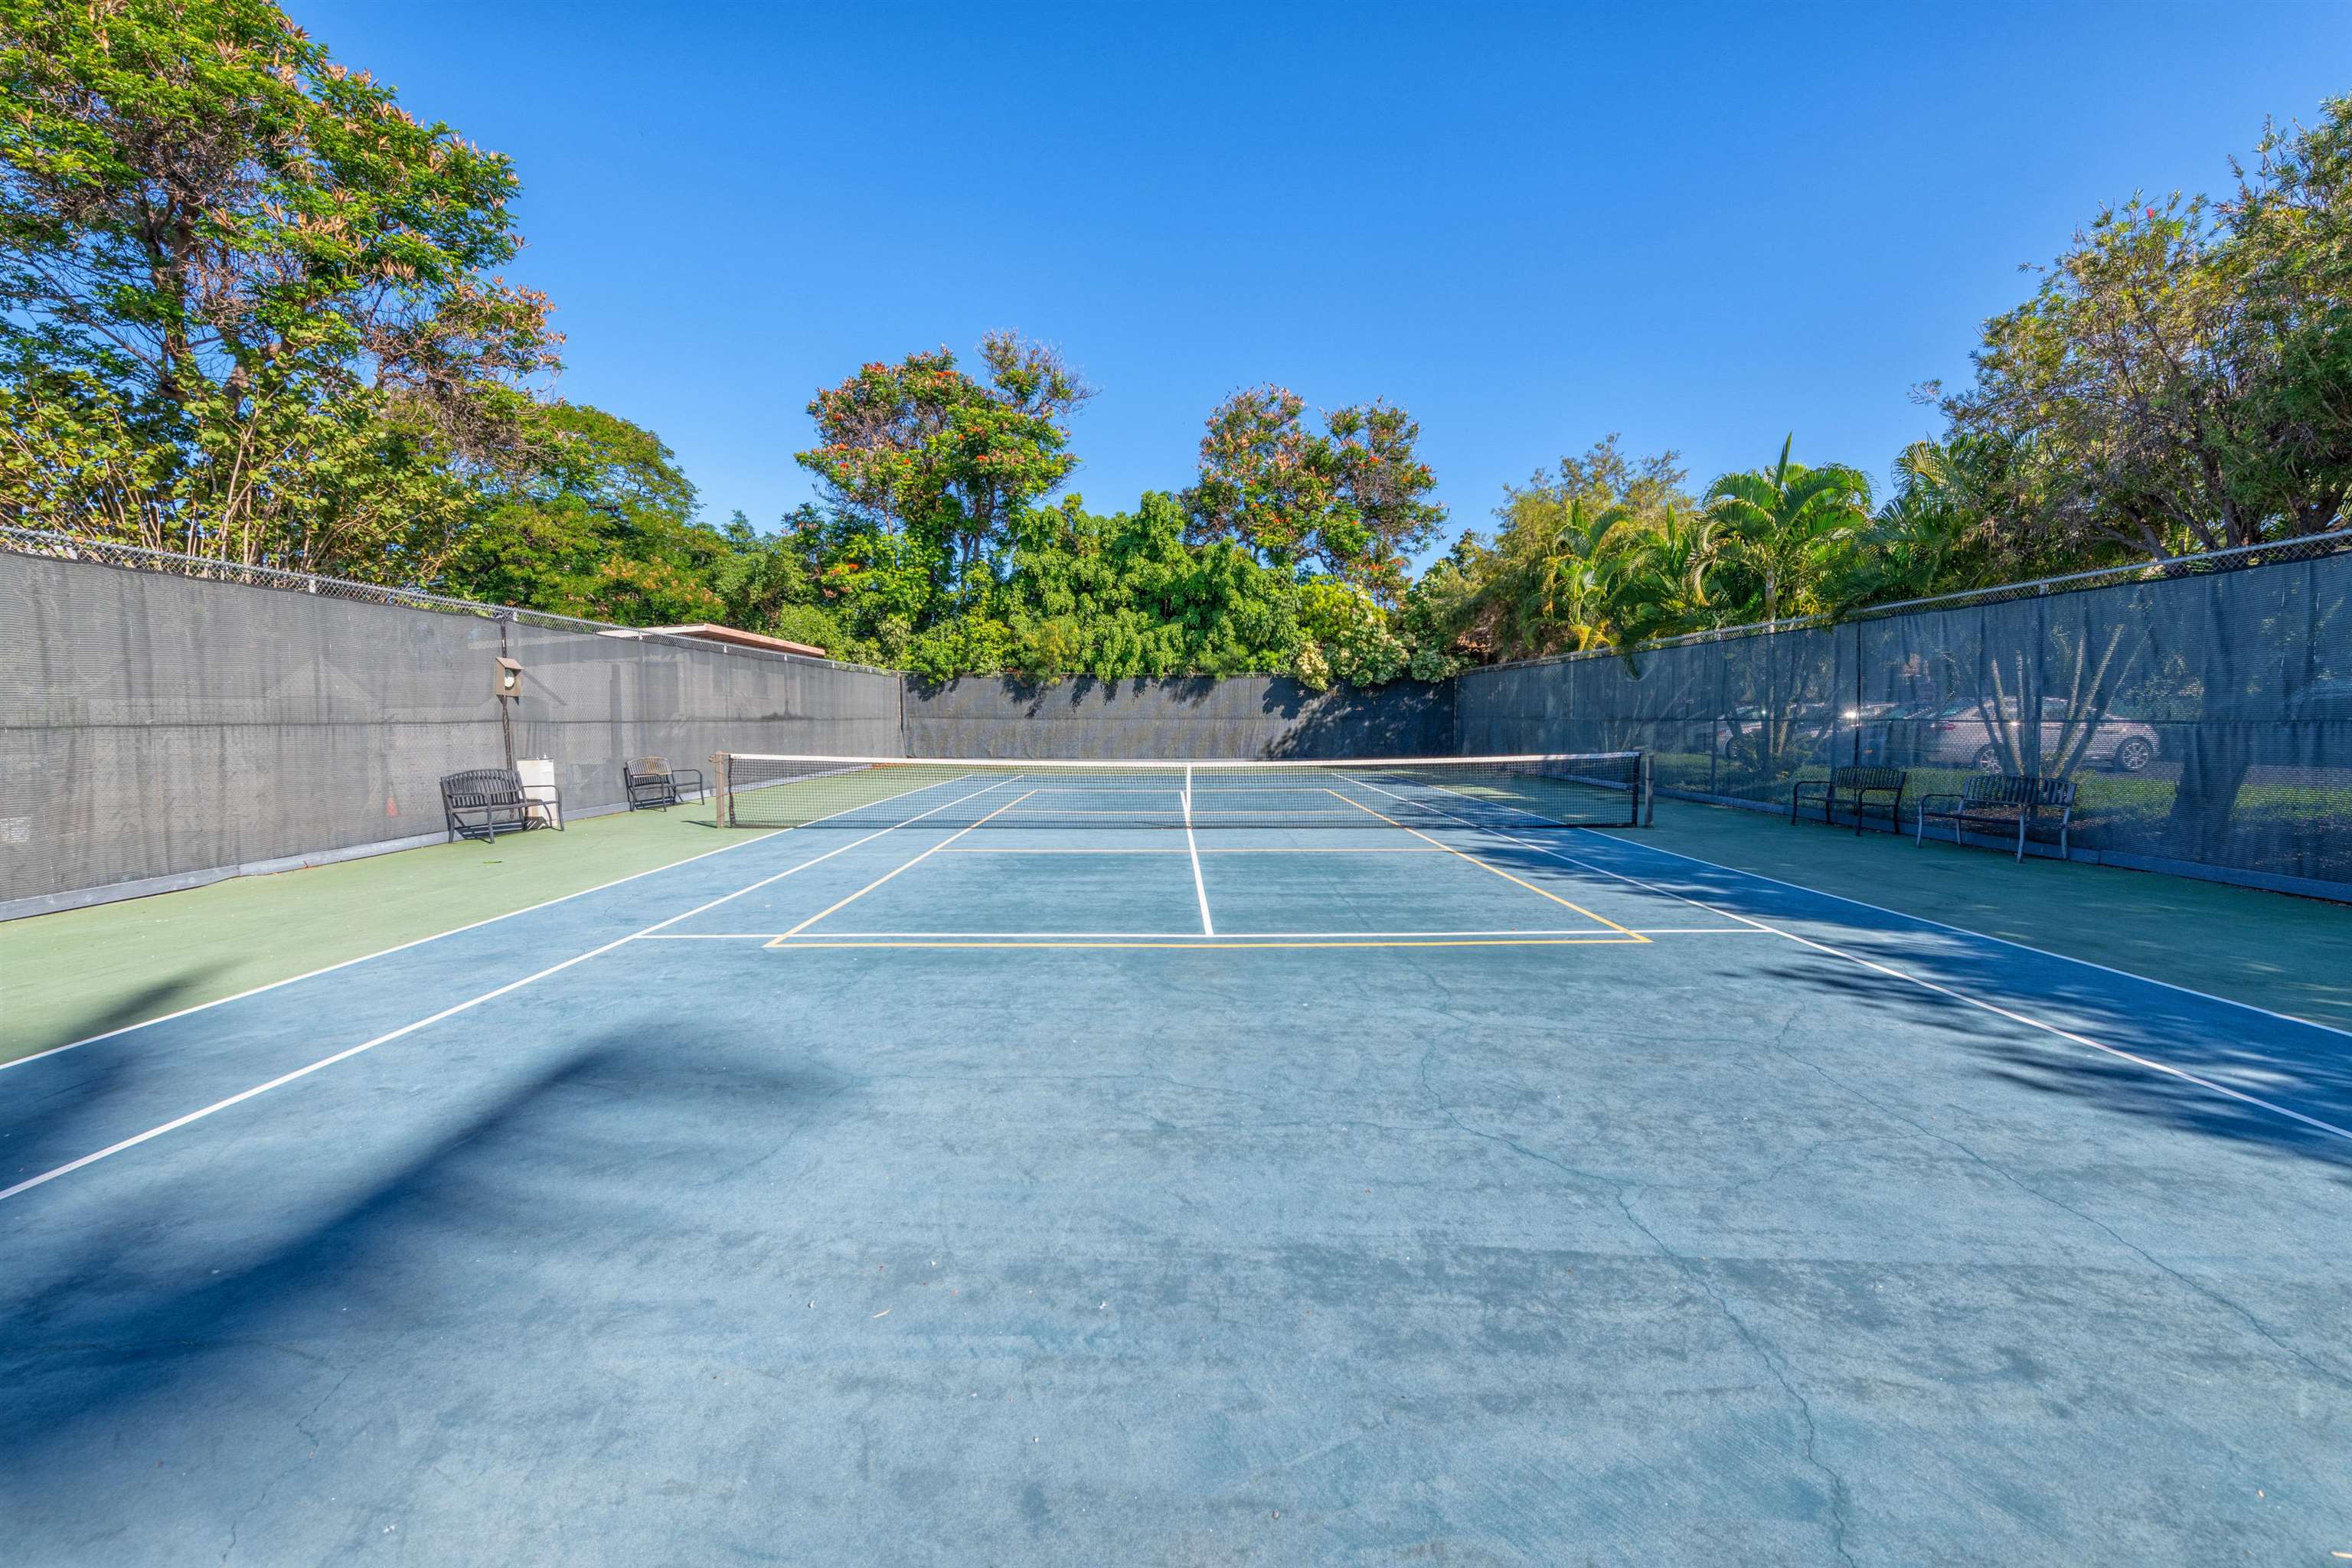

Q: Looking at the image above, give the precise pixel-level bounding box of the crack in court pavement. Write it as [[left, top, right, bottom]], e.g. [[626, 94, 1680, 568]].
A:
[[694, 1079, 859, 1187], [1774, 1047, 2352, 1393], [291, 1367, 354, 1449], [886, 1065, 1452, 1139], [1667, 1132, 1911, 1200], [14, 1335, 338, 1380], [1606, 1185, 1860, 1568], [1402, 978, 1859, 1568], [220, 1364, 350, 1568]]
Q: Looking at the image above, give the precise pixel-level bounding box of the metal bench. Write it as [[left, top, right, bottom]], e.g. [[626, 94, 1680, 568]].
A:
[[622, 754, 704, 812], [440, 768, 559, 843], [1790, 765, 1909, 835], [1914, 773, 2075, 862]]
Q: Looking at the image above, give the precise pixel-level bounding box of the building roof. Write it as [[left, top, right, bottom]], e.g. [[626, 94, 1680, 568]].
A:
[[641, 622, 827, 658]]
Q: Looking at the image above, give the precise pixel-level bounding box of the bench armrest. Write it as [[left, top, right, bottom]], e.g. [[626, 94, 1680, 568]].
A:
[[1914, 792, 1965, 813]]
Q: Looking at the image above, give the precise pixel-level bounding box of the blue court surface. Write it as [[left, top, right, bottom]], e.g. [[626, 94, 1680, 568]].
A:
[[4, 767, 2349, 1565]]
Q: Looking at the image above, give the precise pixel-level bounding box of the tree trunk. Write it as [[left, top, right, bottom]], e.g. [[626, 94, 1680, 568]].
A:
[[2158, 578, 2256, 863]]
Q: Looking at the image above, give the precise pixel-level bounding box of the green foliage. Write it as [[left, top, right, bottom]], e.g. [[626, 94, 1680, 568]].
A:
[[0, 0, 557, 577], [9, 13, 2343, 697], [897, 493, 1309, 682], [439, 403, 723, 622], [766, 602, 846, 655], [1935, 95, 2352, 553], [794, 333, 1091, 616], [1702, 436, 1874, 624], [1412, 438, 1713, 664], [1292, 579, 1410, 690], [1184, 386, 1444, 599]]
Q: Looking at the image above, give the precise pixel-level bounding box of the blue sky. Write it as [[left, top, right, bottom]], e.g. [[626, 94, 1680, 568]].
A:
[[300, 2, 2350, 558]]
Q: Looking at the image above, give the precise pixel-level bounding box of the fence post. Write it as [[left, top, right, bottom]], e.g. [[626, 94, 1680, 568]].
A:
[[1849, 621, 1864, 768], [495, 608, 517, 776]]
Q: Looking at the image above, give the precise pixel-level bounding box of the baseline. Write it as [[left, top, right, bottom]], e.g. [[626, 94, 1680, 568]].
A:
[[1344, 775, 2352, 1146]]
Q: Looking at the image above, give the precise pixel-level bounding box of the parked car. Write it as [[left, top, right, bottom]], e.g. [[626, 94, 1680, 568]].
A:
[[1710, 702, 1841, 753], [2287, 678, 2352, 721], [1874, 697, 2160, 773]]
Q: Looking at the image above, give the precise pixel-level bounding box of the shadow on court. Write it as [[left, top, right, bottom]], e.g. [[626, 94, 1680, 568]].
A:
[[0, 968, 225, 1185], [1752, 952, 2352, 1177], [0, 1024, 851, 1526], [1462, 834, 2352, 1171]]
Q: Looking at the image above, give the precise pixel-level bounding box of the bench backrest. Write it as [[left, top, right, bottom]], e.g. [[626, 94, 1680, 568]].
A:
[[442, 769, 524, 808], [1830, 766, 1906, 790], [1961, 773, 2075, 811], [626, 755, 671, 781]]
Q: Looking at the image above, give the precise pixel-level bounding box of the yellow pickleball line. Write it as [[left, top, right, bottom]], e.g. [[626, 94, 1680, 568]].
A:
[[766, 936, 1648, 951], [1323, 790, 1648, 942]]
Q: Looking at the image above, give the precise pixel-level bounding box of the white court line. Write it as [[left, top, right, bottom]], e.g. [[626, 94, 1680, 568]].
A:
[[1586, 828, 2352, 1043], [0, 770, 995, 1074], [1386, 772, 2352, 1044], [1628, 927, 1775, 934], [0, 776, 1021, 1204], [2, 823, 785, 1073], [653, 927, 1640, 940], [1343, 776, 2352, 1145], [774, 789, 1038, 940], [642, 927, 1764, 939], [1183, 784, 1214, 936]]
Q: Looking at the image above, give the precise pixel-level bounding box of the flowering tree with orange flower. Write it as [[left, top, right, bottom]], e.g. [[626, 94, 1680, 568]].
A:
[[794, 332, 1091, 620], [1183, 387, 1444, 602]]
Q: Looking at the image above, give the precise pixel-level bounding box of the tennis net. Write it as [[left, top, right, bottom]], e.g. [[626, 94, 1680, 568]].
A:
[[709, 752, 1651, 830]]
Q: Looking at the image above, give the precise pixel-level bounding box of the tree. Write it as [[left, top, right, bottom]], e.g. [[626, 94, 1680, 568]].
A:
[[0, 0, 557, 577], [1504, 435, 1695, 524], [793, 333, 1091, 618], [1498, 496, 1645, 656], [1419, 436, 1704, 662], [1292, 578, 1410, 690], [1936, 198, 2256, 554], [891, 492, 1308, 684], [1818, 436, 2030, 612], [1703, 436, 1873, 623], [1399, 534, 1488, 676], [2220, 94, 2352, 540], [1612, 505, 1721, 647], [440, 402, 722, 622], [1184, 386, 1443, 597], [1935, 99, 2352, 560]]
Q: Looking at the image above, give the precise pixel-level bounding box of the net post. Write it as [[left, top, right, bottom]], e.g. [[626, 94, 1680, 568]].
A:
[[711, 753, 730, 828], [1639, 750, 1655, 827]]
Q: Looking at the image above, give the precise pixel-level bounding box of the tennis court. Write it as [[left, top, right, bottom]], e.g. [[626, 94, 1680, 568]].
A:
[[4, 753, 2349, 1565]]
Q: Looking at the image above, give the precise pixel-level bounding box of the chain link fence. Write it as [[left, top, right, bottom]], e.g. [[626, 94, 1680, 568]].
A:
[[903, 674, 1454, 760], [10, 524, 2350, 913], [1458, 528, 2352, 899], [1, 529, 903, 916]]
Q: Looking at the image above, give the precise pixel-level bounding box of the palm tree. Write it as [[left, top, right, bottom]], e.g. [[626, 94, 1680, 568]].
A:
[[1703, 435, 1874, 623], [1702, 438, 1872, 783], [1612, 504, 1720, 648], [1830, 436, 2001, 609], [1500, 495, 1641, 656]]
